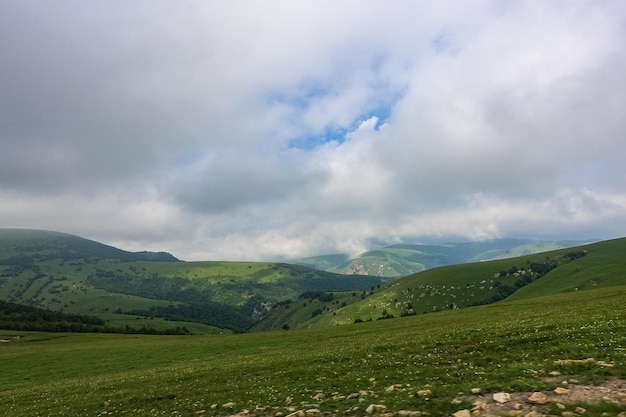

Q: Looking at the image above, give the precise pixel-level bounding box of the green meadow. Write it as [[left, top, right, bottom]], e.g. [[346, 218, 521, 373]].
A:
[[1, 285, 625, 417]]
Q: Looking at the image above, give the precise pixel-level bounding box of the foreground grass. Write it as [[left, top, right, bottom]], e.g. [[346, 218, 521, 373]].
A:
[[1, 286, 625, 417]]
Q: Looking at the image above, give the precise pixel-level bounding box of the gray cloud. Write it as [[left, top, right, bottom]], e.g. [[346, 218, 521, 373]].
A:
[[2, 1, 626, 260]]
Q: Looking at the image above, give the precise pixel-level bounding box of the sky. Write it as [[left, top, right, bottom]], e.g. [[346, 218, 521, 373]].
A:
[[1, 1, 626, 261]]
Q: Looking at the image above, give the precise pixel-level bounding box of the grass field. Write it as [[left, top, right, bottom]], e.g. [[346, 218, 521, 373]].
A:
[[1, 285, 625, 417]]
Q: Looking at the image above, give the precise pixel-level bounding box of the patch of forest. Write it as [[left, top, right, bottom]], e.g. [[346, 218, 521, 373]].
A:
[[0, 299, 189, 335]]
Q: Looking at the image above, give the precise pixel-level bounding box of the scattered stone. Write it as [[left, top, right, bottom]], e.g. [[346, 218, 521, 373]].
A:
[[549, 371, 562, 377], [332, 395, 345, 401], [493, 392, 511, 404], [472, 400, 486, 411], [417, 389, 432, 397], [410, 412, 422, 417], [553, 358, 596, 366], [195, 410, 206, 415], [312, 393, 325, 401], [524, 411, 542, 417], [598, 361, 614, 368], [556, 403, 566, 410], [275, 412, 284, 417], [471, 388, 481, 395], [451, 398, 464, 405], [527, 392, 550, 405], [210, 404, 218, 410], [397, 411, 413, 417], [386, 385, 397, 392], [575, 407, 586, 414], [617, 392, 626, 402], [554, 387, 570, 395], [285, 396, 293, 405], [562, 381, 569, 386], [347, 393, 360, 400], [569, 379, 580, 384], [305, 408, 321, 416], [453, 409, 471, 417], [286, 410, 305, 417], [222, 402, 236, 409], [383, 413, 395, 417], [561, 412, 577, 417], [365, 404, 387, 415], [505, 411, 523, 417]]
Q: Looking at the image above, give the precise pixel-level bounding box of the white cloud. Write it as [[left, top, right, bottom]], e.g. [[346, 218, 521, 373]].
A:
[[1, 1, 626, 260]]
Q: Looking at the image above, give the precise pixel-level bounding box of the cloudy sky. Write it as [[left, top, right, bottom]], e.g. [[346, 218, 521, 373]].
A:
[[2, 1, 626, 261]]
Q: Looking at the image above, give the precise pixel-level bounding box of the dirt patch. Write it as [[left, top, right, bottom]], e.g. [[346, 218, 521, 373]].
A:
[[471, 378, 626, 416]]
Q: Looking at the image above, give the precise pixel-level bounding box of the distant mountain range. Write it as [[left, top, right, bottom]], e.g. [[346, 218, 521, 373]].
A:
[[292, 238, 589, 280]]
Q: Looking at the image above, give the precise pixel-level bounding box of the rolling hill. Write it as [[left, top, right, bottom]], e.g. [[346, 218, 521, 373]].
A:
[[0, 229, 381, 332], [0, 228, 623, 335], [258, 237, 626, 330], [293, 239, 585, 279]]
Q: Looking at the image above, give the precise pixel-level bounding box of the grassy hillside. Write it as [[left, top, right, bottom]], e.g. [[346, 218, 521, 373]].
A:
[[507, 237, 626, 300], [1, 285, 624, 417], [264, 238, 626, 330], [0, 229, 381, 331], [295, 239, 583, 279]]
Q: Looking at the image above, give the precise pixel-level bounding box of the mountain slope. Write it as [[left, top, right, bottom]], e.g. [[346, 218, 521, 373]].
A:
[[263, 238, 626, 330], [0, 228, 381, 331]]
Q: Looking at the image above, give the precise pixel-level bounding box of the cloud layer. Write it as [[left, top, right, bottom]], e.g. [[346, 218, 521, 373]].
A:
[[2, 1, 626, 260]]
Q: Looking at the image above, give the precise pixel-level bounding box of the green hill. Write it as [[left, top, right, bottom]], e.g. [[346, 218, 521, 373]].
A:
[[262, 238, 626, 330], [0, 228, 180, 262], [0, 229, 381, 332], [294, 239, 584, 279]]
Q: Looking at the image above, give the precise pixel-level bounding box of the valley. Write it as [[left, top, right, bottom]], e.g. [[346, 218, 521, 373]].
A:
[[0, 229, 625, 416]]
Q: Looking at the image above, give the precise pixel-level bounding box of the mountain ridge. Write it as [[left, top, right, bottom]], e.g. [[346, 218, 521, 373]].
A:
[[292, 238, 589, 278]]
